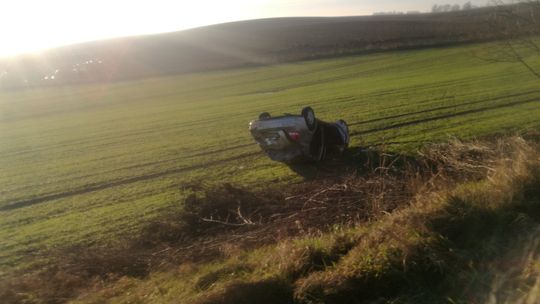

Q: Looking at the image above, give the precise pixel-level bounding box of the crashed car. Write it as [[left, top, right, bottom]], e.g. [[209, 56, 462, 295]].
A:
[[249, 107, 349, 163]]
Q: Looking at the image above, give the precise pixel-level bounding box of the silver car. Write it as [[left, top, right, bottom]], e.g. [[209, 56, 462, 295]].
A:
[[249, 107, 349, 163]]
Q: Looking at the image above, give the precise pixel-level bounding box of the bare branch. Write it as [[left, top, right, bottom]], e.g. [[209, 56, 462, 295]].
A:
[[201, 217, 255, 227], [481, 0, 540, 79]]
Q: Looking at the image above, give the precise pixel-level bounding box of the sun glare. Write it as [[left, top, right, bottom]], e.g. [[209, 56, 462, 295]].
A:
[[0, 1, 489, 58], [0, 0, 271, 58]]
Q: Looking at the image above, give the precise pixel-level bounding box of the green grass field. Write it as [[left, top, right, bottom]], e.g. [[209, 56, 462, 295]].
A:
[[1, 41, 539, 277]]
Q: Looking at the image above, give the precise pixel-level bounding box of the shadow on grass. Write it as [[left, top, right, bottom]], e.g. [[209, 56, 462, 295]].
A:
[[338, 190, 540, 304], [290, 193, 540, 304], [287, 146, 420, 180], [423, 186, 540, 302], [197, 279, 294, 304]]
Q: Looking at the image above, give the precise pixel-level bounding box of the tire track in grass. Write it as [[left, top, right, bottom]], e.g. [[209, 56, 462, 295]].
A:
[[246, 68, 478, 95], [10, 89, 515, 198], [0, 73, 508, 158], [1, 102, 260, 159], [242, 55, 509, 96], [0, 151, 260, 212], [350, 97, 540, 136], [0, 87, 198, 124], [0, 142, 258, 202], [348, 90, 540, 127], [0, 115, 228, 158]]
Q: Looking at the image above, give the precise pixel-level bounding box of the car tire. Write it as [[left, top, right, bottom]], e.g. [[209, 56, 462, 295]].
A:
[[301, 107, 316, 131], [259, 112, 271, 120]]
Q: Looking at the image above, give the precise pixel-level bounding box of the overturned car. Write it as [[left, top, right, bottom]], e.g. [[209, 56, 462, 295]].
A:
[[249, 107, 349, 163]]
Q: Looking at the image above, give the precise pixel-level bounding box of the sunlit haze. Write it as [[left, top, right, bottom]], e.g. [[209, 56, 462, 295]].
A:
[[0, 0, 487, 58]]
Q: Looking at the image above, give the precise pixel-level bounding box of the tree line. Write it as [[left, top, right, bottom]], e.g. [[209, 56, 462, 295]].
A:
[[432, 1, 478, 12]]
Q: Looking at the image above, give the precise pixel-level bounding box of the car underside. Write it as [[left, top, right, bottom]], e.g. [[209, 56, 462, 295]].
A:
[[249, 107, 349, 163]]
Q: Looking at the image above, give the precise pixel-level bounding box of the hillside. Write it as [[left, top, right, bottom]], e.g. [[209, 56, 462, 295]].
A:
[[1, 4, 539, 88]]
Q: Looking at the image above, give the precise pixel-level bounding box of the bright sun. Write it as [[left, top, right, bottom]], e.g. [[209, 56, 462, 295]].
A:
[[0, 0, 270, 57]]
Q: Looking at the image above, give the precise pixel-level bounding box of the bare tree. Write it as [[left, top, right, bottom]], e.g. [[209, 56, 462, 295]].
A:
[[463, 1, 475, 10], [432, 4, 455, 13], [482, 0, 540, 79]]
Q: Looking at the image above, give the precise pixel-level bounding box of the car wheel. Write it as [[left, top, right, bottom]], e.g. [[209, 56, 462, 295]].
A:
[[259, 112, 271, 120], [301, 107, 316, 131]]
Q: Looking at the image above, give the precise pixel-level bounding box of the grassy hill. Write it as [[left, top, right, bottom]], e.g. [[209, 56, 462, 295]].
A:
[[1, 4, 539, 88], [0, 38, 539, 302]]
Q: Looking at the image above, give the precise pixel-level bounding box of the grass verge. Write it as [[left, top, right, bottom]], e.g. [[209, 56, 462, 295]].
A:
[[1, 135, 539, 303]]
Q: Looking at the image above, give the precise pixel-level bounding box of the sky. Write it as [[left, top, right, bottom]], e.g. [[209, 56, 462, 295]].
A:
[[0, 0, 488, 58]]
